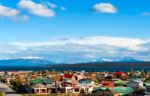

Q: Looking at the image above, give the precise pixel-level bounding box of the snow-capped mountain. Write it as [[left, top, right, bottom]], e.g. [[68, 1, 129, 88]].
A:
[[101, 58, 113, 62], [0, 56, 144, 67], [116, 57, 143, 62], [86, 57, 143, 63], [0, 58, 53, 67]]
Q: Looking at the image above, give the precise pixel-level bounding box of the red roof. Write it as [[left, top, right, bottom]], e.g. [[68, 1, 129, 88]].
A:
[[114, 71, 125, 75], [100, 81, 114, 87], [64, 74, 73, 79]]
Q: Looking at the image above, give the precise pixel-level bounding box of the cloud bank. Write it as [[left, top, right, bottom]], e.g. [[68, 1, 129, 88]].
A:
[[0, 36, 150, 63]]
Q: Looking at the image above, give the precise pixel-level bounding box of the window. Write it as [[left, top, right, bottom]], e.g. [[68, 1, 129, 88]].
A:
[[146, 87, 150, 92], [74, 88, 79, 92]]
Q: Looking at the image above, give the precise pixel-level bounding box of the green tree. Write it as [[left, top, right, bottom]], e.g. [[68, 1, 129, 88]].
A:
[[129, 68, 135, 77], [10, 79, 29, 93], [141, 69, 146, 78]]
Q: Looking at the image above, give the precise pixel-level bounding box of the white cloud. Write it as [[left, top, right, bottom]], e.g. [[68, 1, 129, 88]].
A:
[[93, 3, 117, 13], [18, 0, 55, 17], [142, 12, 150, 16], [0, 36, 150, 62], [0, 4, 29, 21], [0, 4, 19, 17]]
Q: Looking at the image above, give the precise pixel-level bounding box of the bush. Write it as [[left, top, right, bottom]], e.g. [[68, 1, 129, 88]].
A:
[[10, 79, 29, 93], [0, 92, 3, 96]]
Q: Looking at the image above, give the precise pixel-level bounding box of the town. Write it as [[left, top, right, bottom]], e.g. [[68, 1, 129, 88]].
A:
[[0, 69, 150, 96]]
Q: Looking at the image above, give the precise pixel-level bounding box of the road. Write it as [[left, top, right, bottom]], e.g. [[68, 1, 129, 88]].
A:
[[6, 94, 21, 96], [0, 82, 21, 96]]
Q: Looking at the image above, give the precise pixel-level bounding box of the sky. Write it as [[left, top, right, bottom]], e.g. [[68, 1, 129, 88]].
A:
[[0, 0, 150, 63]]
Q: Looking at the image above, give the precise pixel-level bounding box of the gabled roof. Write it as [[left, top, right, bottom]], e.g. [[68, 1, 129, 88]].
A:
[[29, 78, 54, 84], [64, 74, 73, 79], [93, 87, 110, 91], [79, 78, 92, 84], [110, 87, 133, 95]]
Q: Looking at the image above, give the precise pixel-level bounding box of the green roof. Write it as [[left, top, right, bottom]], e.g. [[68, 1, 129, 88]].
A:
[[114, 80, 126, 85], [93, 87, 133, 95], [145, 82, 150, 86], [110, 87, 134, 95], [93, 87, 109, 91], [29, 78, 54, 84]]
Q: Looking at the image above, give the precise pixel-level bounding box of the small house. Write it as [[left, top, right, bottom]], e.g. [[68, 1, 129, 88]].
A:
[[30, 78, 54, 94]]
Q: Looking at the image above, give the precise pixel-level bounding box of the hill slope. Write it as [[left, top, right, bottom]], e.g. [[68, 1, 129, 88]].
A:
[[0, 58, 53, 67]]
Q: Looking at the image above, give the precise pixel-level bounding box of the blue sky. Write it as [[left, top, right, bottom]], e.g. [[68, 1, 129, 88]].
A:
[[0, 0, 150, 42], [0, 0, 150, 63]]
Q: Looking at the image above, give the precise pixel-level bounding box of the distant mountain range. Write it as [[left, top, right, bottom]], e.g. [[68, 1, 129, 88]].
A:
[[116, 57, 143, 62], [0, 57, 144, 67], [0, 58, 53, 67], [87, 57, 143, 63]]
